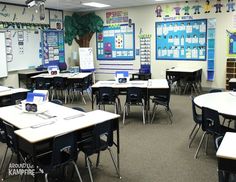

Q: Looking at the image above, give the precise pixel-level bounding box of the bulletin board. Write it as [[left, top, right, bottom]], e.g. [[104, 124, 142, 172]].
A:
[[227, 30, 236, 57], [42, 30, 65, 67], [96, 24, 135, 60], [156, 19, 207, 61]]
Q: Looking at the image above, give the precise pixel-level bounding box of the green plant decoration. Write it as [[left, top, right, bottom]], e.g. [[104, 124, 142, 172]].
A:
[[65, 12, 104, 47]]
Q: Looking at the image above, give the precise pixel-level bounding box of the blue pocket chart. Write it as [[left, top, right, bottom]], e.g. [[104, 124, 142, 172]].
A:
[[96, 24, 135, 60], [156, 19, 207, 61]]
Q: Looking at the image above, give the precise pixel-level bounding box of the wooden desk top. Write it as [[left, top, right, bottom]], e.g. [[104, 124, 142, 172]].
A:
[[15, 110, 120, 143], [216, 132, 236, 160], [147, 79, 169, 89], [92, 80, 148, 88]]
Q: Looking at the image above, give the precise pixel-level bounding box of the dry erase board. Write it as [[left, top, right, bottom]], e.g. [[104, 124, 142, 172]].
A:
[[156, 19, 207, 61], [0, 32, 7, 78], [96, 24, 135, 60], [6, 29, 42, 71], [79, 47, 95, 71]]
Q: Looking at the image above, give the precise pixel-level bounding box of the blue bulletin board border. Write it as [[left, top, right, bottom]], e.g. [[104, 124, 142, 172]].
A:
[[96, 23, 135, 60], [155, 19, 207, 61]]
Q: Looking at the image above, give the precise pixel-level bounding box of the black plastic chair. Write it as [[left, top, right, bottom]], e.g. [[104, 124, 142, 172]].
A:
[[123, 87, 146, 124], [208, 89, 222, 93], [96, 87, 120, 114], [194, 107, 236, 159], [188, 96, 202, 148], [36, 132, 82, 182], [52, 77, 68, 104], [0, 120, 8, 174], [72, 106, 86, 112], [151, 86, 172, 124], [35, 77, 51, 90], [50, 99, 63, 105], [1, 122, 27, 181], [78, 120, 120, 182]]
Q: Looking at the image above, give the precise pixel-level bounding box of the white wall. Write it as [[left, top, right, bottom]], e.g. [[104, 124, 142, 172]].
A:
[[91, 1, 233, 89]]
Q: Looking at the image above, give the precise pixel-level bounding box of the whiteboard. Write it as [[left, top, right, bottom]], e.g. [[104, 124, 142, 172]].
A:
[[78, 47, 95, 71], [7, 30, 42, 71], [0, 32, 7, 78]]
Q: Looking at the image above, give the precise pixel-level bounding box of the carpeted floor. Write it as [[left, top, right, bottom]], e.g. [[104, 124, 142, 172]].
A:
[[0, 94, 220, 182]]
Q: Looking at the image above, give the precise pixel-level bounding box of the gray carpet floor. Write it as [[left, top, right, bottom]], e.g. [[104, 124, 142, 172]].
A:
[[0, 94, 220, 182]]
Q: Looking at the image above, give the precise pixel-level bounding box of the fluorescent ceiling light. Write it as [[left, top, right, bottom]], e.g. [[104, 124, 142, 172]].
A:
[[82, 2, 110, 8]]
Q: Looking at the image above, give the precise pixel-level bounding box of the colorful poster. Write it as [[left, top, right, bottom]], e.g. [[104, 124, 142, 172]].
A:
[[106, 10, 128, 24]]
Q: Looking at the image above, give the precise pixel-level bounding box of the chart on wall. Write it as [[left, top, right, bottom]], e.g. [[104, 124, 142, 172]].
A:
[[156, 19, 207, 61], [42, 30, 65, 67], [96, 24, 135, 60], [227, 30, 236, 57]]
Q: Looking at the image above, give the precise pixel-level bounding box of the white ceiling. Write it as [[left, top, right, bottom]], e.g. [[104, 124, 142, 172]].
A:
[[0, 0, 184, 12]]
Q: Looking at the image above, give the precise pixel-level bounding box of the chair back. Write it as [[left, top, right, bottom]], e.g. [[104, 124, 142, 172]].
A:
[[3, 122, 18, 153], [191, 96, 202, 124], [72, 107, 86, 112], [202, 107, 221, 135], [152, 86, 171, 108], [35, 77, 46, 90], [51, 132, 77, 167], [93, 120, 113, 149], [53, 77, 66, 90], [208, 89, 222, 93], [50, 99, 63, 105], [126, 87, 143, 104], [0, 120, 6, 143], [97, 87, 116, 105]]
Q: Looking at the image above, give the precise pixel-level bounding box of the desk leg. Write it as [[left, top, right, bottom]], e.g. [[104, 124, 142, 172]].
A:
[[91, 89, 94, 110], [116, 120, 121, 178]]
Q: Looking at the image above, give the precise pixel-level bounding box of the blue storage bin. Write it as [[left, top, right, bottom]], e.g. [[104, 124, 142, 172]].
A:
[[208, 50, 215, 59], [207, 71, 214, 81]]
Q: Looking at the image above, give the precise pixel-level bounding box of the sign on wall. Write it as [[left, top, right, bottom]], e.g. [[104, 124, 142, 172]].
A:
[[96, 24, 135, 60], [156, 19, 207, 61]]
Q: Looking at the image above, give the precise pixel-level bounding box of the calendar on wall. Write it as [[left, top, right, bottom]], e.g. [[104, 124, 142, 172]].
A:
[[96, 24, 135, 60], [156, 19, 207, 61]]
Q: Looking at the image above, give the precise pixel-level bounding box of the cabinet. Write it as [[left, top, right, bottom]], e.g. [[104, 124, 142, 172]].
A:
[[226, 59, 236, 90]]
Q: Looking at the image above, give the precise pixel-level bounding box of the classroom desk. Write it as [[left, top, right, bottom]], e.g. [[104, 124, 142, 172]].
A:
[[194, 92, 236, 119], [166, 67, 202, 94], [91, 79, 169, 123], [216, 132, 236, 181], [0, 102, 121, 180], [0, 87, 29, 107], [31, 72, 92, 79], [18, 70, 47, 88], [91, 80, 148, 110]]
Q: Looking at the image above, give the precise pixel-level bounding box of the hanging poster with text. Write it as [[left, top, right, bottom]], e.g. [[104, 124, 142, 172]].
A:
[[42, 30, 65, 67], [96, 24, 135, 60], [156, 19, 207, 61]]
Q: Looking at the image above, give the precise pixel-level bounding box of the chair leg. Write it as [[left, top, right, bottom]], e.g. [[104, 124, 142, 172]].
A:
[[189, 123, 198, 139], [72, 161, 83, 182], [80, 92, 86, 105], [151, 103, 157, 124], [45, 173, 49, 182], [194, 131, 206, 159], [123, 105, 126, 125], [86, 157, 94, 182], [166, 109, 173, 124], [0, 146, 8, 173], [142, 105, 145, 124], [2, 152, 13, 180], [188, 125, 200, 148], [96, 152, 100, 168], [108, 148, 120, 178], [205, 134, 209, 155]]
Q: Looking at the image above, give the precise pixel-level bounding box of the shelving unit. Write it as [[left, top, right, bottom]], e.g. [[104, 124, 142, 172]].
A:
[[139, 34, 151, 74], [226, 59, 236, 90]]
